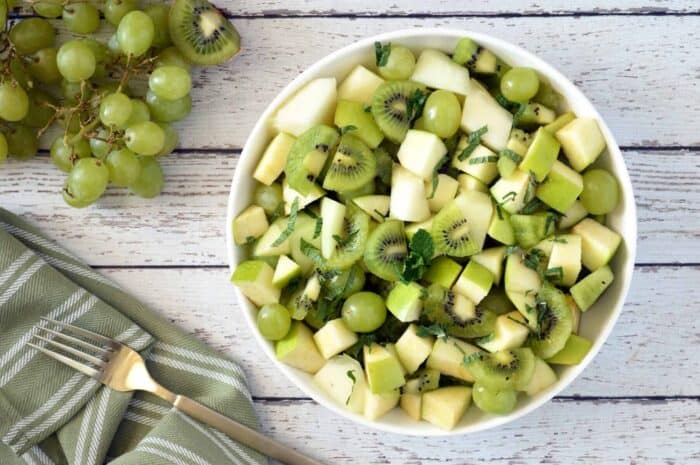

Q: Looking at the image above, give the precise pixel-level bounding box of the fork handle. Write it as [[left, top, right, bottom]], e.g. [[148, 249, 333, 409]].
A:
[[172, 395, 326, 465]]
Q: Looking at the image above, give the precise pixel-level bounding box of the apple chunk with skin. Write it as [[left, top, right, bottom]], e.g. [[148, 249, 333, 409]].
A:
[[337, 65, 384, 104], [364, 343, 406, 393], [410, 49, 471, 96], [397, 130, 448, 180], [275, 321, 325, 374], [536, 160, 584, 213], [230, 260, 280, 306], [461, 79, 513, 151], [273, 78, 337, 136], [555, 117, 607, 172], [314, 354, 367, 413], [386, 282, 424, 322]]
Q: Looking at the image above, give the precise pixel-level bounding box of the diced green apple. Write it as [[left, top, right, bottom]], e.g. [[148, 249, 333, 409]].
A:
[[282, 178, 325, 215], [488, 206, 515, 245], [230, 260, 281, 306], [386, 282, 424, 322], [320, 197, 346, 259], [364, 343, 406, 393], [337, 65, 385, 104], [571, 218, 622, 271], [536, 160, 584, 213], [313, 318, 358, 359], [273, 77, 337, 137], [544, 111, 575, 134], [453, 260, 494, 304], [478, 311, 529, 353], [272, 255, 301, 288], [421, 386, 472, 430], [523, 357, 557, 396], [364, 389, 400, 420], [334, 99, 384, 148], [426, 337, 481, 383], [452, 141, 498, 184], [395, 324, 435, 374], [410, 49, 471, 96], [546, 334, 593, 365], [555, 117, 606, 172], [461, 79, 513, 151], [390, 164, 431, 222], [519, 127, 560, 182], [457, 173, 489, 193], [400, 392, 422, 420], [253, 132, 296, 185], [397, 130, 448, 180], [275, 321, 325, 374], [489, 169, 532, 214], [504, 252, 542, 326], [353, 195, 390, 222], [384, 343, 407, 376], [471, 246, 507, 285], [253, 218, 292, 257], [558, 200, 588, 230], [570, 265, 614, 311], [426, 174, 459, 212], [424, 256, 462, 288], [233, 205, 269, 245], [313, 354, 367, 413], [547, 234, 582, 287]]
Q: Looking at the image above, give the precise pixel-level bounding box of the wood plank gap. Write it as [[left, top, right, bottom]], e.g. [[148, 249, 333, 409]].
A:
[[90, 263, 700, 270], [251, 395, 700, 404]]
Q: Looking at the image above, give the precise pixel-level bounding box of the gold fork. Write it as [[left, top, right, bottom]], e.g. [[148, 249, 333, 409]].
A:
[[28, 318, 325, 465]]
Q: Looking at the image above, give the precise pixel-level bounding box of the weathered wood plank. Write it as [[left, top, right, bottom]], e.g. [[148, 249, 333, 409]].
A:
[[99, 265, 700, 398], [1, 149, 697, 265], [252, 398, 699, 465]]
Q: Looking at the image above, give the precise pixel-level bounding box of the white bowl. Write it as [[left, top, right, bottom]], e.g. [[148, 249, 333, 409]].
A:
[[226, 28, 637, 436]]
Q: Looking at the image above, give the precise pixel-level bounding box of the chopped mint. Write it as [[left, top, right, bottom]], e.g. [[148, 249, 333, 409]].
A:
[[244, 235, 256, 245], [499, 149, 523, 164], [271, 198, 299, 247], [521, 198, 544, 215], [406, 89, 428, 123], [501, 191, 517, 203], [551, 236, 568, 244], [300, 238, 325, 268], [461, 351, 483, 367], [345, 370, 357, 405], [374, 42, 392, 67], [340, 125, 357, 135], [333, 229, 358, 249], [313, 217, 322, 239], [544, 266, 564, 281], [398, 229, 434, 283], [429, 154, 450, 199], [457, 126, 488, 161], [523, 248, 545, 272], [417, 323, 447, 340], [363, 104, 371, 113], [468, 155, 499, 165]]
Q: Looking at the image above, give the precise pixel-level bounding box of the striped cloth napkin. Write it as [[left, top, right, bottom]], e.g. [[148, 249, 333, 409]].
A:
[[0, 208, 266, 465]]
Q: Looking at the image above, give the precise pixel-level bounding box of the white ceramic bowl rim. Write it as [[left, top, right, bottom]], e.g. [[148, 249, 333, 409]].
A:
[[226, 28, 638, 436]]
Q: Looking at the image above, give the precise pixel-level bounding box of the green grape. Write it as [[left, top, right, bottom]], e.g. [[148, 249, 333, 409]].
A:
[[145, 90, 191, 122], [253, 183, 283, 215], [156, 123, 179, 156], [9, 57, 32, 89], [107, 34, 121, 54], [149, 66, 192, 101], [341, 291, 387, 333], [50, 135, 91, 172], [580, 168, 620, 215], [104, 0, 137, 26], [106, 148, 141, 186], [9, 18, 55, 55], [500, 67, 540, 104], [257, 303, 292, 340], [62, 183, 95, 208], [0, 133, 8, 164], [22, 89, 56, 128], [155, 47, 192, 71], [378, 45, 416, 81], [0, 83, 29, 122], [62, 3, 100, 35], [27, 47, 61, 84], [145, 4, 172, 48], [83, 39, 112, 79], [61, 79, 87, 103], [67, 157, 110, 202], [57, 40, 96, 83], [422, 90, 461, 138], [99, 92, 133, 128], [117, 11, 155, 57], [323, 265, 366, 299], [6, 125, 38, 160], [124, 99, 151, 127], [472, 382, 518, 414], [124, 121, 165, 155], [129, 156, 163, 198], [33, 0, 63, 18], [58, 112, 83, 133], [89, 127, 113, 159]]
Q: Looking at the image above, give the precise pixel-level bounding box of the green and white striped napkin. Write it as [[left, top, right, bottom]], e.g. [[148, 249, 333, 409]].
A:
[[0, 208, 266, 465]]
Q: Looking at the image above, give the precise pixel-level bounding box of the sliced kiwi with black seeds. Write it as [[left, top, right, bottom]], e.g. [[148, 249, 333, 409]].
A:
[[371, 81, 425, 144], [286, 288, 314, 321], [363, 219, 407, 281], [169, 0, 240, 65], [285, 125, 339, 195], [422, 283, 497, 339], [401, 369, 440, 394], [324, 207, 370, 270], [468, 347, 535, 390], [528, 282, 573, 359], [430, 201, 478, 257], [322, 134, 377, 193]]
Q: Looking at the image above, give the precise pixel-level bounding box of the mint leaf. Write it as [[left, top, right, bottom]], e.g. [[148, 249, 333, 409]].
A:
[[271, 198, 298, 247], [398, 229, 434, 283], [300, 238, 325, 268], [428, 154, 450, 199], [345, 370, 357, 405], [340, 125, 357, 135], [461, 352, 483, 366], [417, 324, 447, 340], [457, 126, 488, 161], [499, 149, 523, 164], [468, 155, 499, 165], [375, 42, 392, 67], [313, 217, 322, 239], [406, 89, 428, 123]]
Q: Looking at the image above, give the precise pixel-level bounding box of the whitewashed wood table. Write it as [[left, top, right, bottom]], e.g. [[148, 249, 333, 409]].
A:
[[3, 1, 700, 463]]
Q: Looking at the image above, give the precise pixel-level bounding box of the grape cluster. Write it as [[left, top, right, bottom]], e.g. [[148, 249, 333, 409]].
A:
[[0, 0, 221, 207]]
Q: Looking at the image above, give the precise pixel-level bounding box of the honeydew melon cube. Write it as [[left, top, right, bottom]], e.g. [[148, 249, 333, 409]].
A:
[[272, 255, 301, 288], [400, 392, 422, 420], [504, 252, 542, 326], [453, 260, 493, 304], [571, 219, 622, 271], [471, 246, 507, 285], [233, 205, 269, 245], [451, 140, 499, 184], [253, 218, 292, 257], [570, 265, 614, 311], [410, 49, 471, 96], [461, 79, 513, 151], [452, 190, 494, 255], [405, 218, 433, 240], [282, 178, 325, 215], [273, 78, 337, 137], [488, 207, 516, 245], [313, 318, 358, 359], [421, 387, 472, 430], [334, 99, 384, 148], [313, 354, 367, 413], [390, 164, 431, 222], [424, 257, 462, 288], [519, 127, 560, 182], [426, 337, 481, 383], [397, 130, 448, 180], [558, 200, 588, 230], [337, 65, 385, 104], [478, 311, 529, 353], [457, 173, 488, 193], [253, 132, 296, 185], [364, 343, 406, 393], [555, 118, 606, 172], [546, 334, 592, 365], [536, 160, 584, 213], [547, 234, 582, 287], [230, 260, 281, 306], [364, 389, 400, 420], [395, 324, 435, 374], [320, 197, 346, 259], [276, 321, 325, 374], [386, 282, 424, 323], [523, 357, 557, 396], [489, 169, 533, 214], [426, 174, 459, 212], [353, 195, 390, 222]]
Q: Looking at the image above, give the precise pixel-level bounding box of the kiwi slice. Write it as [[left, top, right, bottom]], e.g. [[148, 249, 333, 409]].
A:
[[480, 287, 515, 316], [401, 369, 440, 394], [324, 208, 370, 270], [430, 201, 477, 257], [169, 0, 240, 65], [371, 81, 425, 144], [528, 283, 573, 359], [285, 125, 339, 195], [373, 146, 394, 188], [319, 264, 366, 300], [363, 220, 407, 281], [468, 348, 535, 390], [286, 288, 314, 321], [422, 284, 497, 339], [322, 134, 377, 193]]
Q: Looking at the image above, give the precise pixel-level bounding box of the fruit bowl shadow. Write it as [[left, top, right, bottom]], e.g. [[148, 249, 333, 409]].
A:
[[226, 28, 637, 436]]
